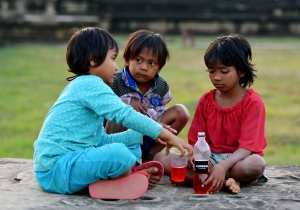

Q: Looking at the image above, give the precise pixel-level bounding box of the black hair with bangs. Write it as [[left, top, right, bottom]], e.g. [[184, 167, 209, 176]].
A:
[[204, 34, 257, 88], [66, 27, 119, 80], [123, 29, 169, 70]]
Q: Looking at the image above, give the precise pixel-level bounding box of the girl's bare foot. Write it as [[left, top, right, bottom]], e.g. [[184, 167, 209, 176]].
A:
[[144, 167, 160, 189], [225, 178, 241, 194]]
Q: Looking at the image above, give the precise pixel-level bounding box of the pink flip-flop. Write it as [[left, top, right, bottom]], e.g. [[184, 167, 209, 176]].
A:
[[89, 171, 150, 200], [132, 161, 164, 181]]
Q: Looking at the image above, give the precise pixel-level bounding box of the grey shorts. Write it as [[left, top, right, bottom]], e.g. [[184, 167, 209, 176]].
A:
[[210, 152, 268, 185]]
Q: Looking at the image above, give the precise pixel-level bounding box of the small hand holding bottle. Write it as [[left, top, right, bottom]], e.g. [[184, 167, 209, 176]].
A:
[[205, 163, 227, 193]]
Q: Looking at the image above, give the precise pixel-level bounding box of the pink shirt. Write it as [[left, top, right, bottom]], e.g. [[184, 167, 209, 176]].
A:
[[188, 88, 267, 156]]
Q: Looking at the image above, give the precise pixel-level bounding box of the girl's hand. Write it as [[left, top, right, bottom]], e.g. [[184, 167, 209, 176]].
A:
[[155, 138, 167, 146], [155, 124, 177, 146], [130, 99, 148, 116], [187, 158, 194, 169], [158, 128, 194, 158], [160, 123, 177, 135], [204, 163, 226, 194]]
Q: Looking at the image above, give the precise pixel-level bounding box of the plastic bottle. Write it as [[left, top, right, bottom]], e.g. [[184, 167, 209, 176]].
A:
[[193, 132, 212, 194]]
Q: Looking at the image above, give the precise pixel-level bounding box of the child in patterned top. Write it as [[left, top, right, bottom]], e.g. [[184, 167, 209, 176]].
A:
[[33, 27, 193, 198], [105, 29, 190, 162]]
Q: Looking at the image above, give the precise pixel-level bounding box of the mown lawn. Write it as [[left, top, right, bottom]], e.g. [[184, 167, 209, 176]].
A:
[[0, 35, 299, 164]]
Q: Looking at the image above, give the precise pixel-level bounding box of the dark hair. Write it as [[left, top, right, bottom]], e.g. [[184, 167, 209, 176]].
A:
[[66, 27, 119, 80], [123, 29, 169, 70], [204, 34, 257, 88]]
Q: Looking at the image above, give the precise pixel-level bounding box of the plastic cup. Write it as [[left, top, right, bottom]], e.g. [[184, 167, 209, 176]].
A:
[[170, 148, 188, 183]]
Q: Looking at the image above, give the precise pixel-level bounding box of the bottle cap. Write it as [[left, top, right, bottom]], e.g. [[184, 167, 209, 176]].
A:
[[198, 132, 205, 137]]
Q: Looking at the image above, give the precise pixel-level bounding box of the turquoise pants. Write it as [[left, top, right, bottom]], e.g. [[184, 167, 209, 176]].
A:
[[35, 143, 141, 194]]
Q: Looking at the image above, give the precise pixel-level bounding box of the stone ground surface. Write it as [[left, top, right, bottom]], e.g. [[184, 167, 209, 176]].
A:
[[1, 158, 300, 210]]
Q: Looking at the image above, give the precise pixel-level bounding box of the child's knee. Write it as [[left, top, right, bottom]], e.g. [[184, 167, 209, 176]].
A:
[[87, 143, 137, 165], [174, 104, 190, 121], [103, 143, 133, 160], [127, 144, 142, 162], [248, 154, 266, 174], [98, 143, 137, 177]]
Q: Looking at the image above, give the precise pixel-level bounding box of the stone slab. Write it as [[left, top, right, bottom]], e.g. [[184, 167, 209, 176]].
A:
[[1, 158, 300, 210]]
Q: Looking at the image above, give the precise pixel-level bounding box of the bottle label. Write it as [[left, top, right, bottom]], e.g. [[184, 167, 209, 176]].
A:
[[194, 160, 209, 173]]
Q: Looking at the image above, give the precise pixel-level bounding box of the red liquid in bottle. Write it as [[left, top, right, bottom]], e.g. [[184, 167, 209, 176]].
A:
[[171, 166, 187, 182], [193, 172, 211, 194]]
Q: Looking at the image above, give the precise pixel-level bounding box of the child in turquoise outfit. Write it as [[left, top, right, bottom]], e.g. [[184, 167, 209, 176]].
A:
[[33, 27, 193, 199]]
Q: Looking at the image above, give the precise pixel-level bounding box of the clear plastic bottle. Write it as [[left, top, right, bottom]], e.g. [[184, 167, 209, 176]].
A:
[[193, 132, 212, 194]]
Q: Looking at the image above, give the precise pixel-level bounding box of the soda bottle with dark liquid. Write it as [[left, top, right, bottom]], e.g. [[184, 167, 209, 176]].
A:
[[193, 132, 212, 194]]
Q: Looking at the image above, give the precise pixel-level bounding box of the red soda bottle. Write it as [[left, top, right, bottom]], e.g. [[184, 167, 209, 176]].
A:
[[193, 132, 212, 194]]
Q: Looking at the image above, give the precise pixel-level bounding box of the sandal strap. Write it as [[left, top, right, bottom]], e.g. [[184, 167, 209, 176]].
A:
[[133, 171, 151, 179]]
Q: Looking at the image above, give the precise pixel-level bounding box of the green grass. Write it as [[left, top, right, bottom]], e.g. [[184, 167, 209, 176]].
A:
[[0, 36, 300, 165]]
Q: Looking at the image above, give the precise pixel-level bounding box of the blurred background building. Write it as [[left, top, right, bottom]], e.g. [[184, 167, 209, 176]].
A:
[[1, 0, 300, 44]]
